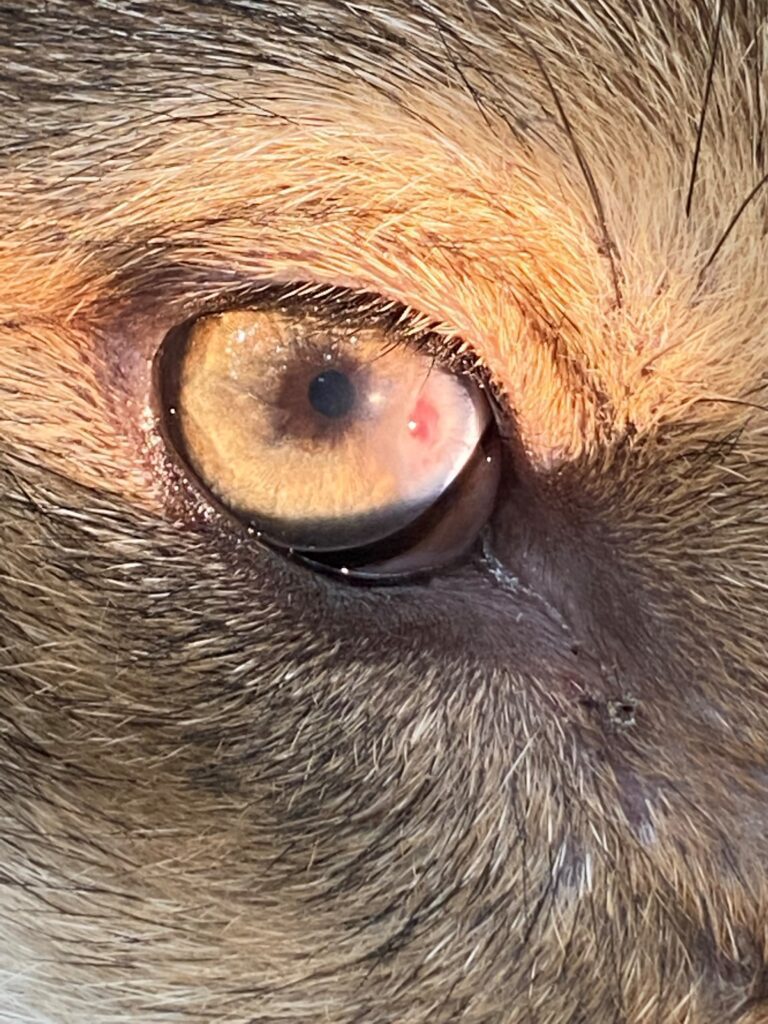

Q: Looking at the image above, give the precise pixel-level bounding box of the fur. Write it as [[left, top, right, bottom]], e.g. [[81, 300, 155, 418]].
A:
[[1, 1, 768, 1020]]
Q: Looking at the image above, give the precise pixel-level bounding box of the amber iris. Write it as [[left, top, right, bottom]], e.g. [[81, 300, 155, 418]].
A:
[[166, 297, 500, 576]]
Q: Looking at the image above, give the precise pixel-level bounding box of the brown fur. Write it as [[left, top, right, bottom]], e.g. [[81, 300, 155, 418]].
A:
[[1, 1, 768, 1020]]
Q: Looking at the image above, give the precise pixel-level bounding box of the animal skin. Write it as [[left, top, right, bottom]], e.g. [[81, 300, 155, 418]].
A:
[[1, 1, 768, 1021]]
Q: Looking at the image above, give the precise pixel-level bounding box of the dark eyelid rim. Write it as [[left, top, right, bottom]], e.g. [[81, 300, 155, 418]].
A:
[[139, 274, 504, 401], [95, 255, 495, 387]]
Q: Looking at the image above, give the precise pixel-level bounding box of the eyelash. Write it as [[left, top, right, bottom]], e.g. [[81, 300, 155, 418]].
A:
[[156, 278, 494, 385]]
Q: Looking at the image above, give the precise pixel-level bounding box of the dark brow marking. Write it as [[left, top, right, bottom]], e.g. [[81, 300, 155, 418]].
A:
[[684, 0, 726, 218]]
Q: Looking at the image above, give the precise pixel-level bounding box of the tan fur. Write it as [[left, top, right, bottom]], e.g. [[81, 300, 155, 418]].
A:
[[1, 1, 768, 1021]]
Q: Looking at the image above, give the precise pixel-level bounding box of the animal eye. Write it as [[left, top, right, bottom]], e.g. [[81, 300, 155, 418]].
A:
[[157, 290, 500, 580]]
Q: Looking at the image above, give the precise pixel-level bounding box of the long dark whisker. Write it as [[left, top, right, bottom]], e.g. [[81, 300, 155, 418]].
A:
[[517, 28, 623, 309], [431, 17, 495, 132], [694, 394, 768, 416], [701, 166, 768, 273], [685, 0, 727, 218]]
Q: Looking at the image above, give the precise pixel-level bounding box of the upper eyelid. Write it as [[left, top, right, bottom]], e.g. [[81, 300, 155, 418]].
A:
[[95, 255, 480, 373], [14, 102, 608, 475]]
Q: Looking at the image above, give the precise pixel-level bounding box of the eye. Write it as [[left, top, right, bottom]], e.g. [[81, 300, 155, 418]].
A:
[[156, 289, 500, 580]]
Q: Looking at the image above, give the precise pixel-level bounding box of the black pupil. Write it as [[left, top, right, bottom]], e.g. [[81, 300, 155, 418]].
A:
[[308, 369, 356, 419]]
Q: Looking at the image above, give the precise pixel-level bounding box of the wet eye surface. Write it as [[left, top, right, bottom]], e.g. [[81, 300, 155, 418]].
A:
[[157, 290, 500, 580]]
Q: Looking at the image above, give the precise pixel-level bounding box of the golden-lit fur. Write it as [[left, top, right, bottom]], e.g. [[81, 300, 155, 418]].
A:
[[1, 1, 768, 1021]]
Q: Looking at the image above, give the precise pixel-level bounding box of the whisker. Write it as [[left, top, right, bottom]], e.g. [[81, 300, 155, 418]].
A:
[[685, 0, 727, 218], [517, 27, 623, 309], [701, 166, 768, 273], [430, 15, 496, 133], [694, 394, 768, 416]]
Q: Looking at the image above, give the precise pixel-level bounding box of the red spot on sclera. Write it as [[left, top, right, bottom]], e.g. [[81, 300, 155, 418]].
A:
[[407, 395, 439, 445]]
